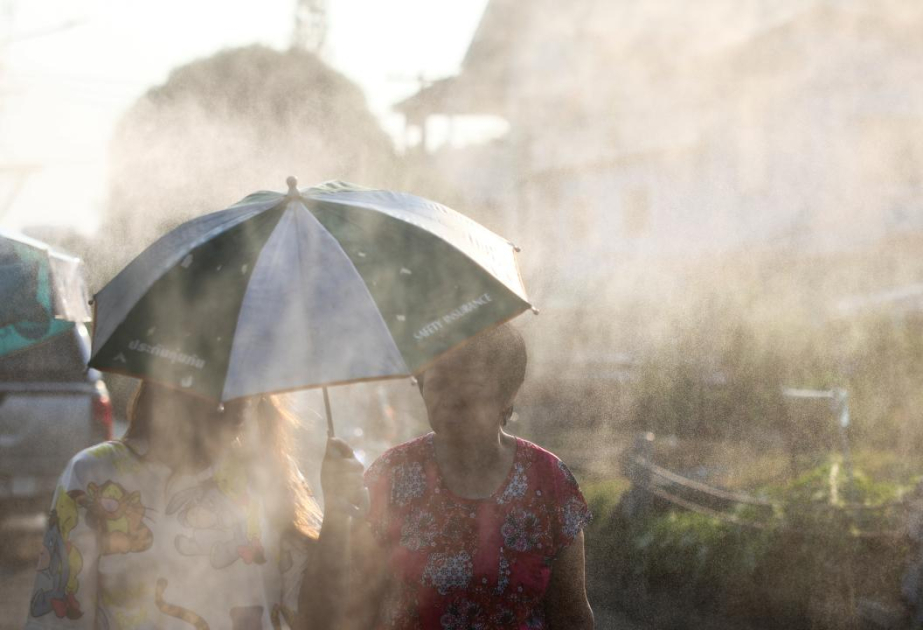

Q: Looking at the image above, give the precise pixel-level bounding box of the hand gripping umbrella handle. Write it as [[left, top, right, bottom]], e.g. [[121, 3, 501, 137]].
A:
[[323, 387, 335, 438]]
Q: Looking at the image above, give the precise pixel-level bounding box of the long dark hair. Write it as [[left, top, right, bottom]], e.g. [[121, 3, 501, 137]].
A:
[[124, 382, 322, 539]]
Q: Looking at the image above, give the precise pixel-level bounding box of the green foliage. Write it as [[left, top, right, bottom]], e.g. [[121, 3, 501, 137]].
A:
[[633, 511, 774, 591], [583, 478, 630, 519], [584, 458, 918, 629], [780, 457, 904, 506]]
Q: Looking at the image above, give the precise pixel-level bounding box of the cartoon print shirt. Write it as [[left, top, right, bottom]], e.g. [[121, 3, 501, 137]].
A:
[[25, 440, 319, 630], [364, 433, 592, 630]]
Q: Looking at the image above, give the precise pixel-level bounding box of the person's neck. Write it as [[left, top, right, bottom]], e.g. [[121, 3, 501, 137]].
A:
[[147, 431, 209, 474], [432, 428, 515, 473], [432, 429, 516, 499]]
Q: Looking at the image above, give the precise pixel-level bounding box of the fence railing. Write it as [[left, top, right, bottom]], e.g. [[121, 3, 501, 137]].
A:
[[621, 432, 911, 540]]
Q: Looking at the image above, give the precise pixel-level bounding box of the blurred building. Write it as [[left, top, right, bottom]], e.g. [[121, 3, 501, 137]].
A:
[[397, 0, 923, 344]]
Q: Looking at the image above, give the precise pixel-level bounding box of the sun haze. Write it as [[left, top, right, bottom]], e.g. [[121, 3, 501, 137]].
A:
[[0, 0, 488, 233]]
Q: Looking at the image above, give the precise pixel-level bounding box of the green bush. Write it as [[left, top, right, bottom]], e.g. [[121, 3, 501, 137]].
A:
[[584, 458, 917, 629]]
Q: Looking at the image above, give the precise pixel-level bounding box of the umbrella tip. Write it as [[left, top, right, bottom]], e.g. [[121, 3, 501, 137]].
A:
[[286, 176, 298, 197], [531, 306, 540, 315]]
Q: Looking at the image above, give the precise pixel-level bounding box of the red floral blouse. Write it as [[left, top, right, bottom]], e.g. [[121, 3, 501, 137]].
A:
[[364, 433, 592, 630]]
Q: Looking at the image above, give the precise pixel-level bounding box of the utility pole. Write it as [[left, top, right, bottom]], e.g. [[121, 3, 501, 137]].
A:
[[292, 0, 328, 54]]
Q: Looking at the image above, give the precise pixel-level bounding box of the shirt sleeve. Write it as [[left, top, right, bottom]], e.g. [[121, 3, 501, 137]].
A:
[[549, 458, 592, 556], [24, 455, 100, 629]]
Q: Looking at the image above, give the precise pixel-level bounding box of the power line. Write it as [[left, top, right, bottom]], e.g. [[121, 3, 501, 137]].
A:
[[1, 16, 86, 46]]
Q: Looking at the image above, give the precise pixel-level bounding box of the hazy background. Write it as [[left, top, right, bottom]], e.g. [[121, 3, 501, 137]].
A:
[[3, 1, 923, 628], [0, 0, 492, 233]]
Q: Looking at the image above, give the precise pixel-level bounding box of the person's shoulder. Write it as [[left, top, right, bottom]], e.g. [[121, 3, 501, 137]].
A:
[[65, 440, 144, 482], [375, 433, 432, 466], [517, 437, 565, 468], [365, 433, 432, 484], [516, 437, 581, 489], [74, 439, 139, 466]]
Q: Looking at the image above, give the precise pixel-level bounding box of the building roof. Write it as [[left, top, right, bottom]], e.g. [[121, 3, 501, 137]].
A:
[[395, 0, 520, 121], [395, 74, 509, 122], [395, 0, 819, 122]]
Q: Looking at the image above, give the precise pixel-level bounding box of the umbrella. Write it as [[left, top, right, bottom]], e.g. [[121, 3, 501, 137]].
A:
[[89, 179, 534, 434], [0, 230, 91, 357]]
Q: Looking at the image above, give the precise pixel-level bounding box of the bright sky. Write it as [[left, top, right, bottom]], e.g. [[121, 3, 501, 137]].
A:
[[0, 0, 489, 234]]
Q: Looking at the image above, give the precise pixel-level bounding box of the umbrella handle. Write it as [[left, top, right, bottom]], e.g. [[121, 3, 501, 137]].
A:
[[323, 387, 335, 437]]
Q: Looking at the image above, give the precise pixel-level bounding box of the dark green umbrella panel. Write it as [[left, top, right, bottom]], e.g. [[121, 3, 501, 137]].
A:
[[89, 181, 532, 402]]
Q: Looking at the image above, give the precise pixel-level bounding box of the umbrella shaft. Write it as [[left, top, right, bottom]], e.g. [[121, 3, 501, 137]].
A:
[[323, 387, 334, 437]]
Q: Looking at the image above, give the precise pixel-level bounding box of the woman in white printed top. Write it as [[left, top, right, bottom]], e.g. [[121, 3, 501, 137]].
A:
[[24, 381, 364, 630]]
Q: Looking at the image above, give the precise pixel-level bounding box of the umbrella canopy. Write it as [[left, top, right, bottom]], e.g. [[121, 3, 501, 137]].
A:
[[0, 230, 91, 357], [89, 180, 533, 403]]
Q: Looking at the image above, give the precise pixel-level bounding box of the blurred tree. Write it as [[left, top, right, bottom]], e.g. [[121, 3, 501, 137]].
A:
[[95, 45, 397, 422], [98, 44, 396, 291]]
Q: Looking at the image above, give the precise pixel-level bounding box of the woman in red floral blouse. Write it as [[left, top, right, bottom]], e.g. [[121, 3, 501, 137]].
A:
[[353, 324, 594, 629]]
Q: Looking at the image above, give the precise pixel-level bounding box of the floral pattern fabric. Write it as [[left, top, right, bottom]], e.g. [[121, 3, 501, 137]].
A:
[[365, 434, 591, 630], [25, 440, 316, 630]]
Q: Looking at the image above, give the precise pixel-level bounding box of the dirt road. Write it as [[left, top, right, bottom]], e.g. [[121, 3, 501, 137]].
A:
[[0, 513, 44, 630]]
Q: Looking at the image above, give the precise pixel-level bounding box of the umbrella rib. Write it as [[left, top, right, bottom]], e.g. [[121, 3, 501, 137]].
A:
[[218, 200, 408, 401], [100, 198, 284, 298], [91, 199, 285, 358], [305, 194, 531, 305], [289, 200, 407, 373]]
